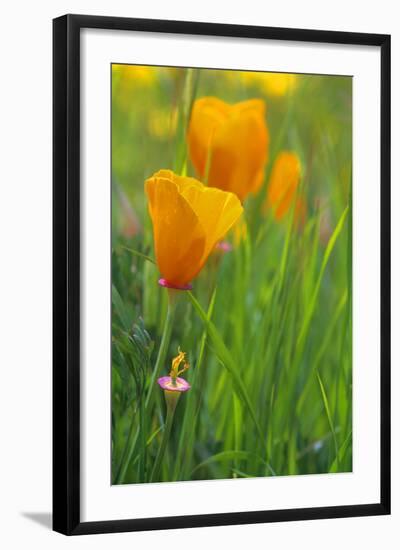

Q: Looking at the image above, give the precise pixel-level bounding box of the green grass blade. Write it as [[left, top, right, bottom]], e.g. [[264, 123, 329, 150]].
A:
[[296, 205, 349, 354], [191, 450, 269, 476], [316, 370, 339, 468], [296, 290, 348, 415], [187, 291, 265, 447], [329, 430, 352, 473], [174, 289, 217, 480], [112, 284, 131, 331], [231, 468, 254, 478], [119, 245, 156, 265]]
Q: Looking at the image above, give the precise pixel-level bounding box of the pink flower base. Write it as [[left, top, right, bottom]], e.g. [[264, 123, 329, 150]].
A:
[[215, 241, 233, 253], [157, 376, 191, 392], [158, 278, 193, 291]]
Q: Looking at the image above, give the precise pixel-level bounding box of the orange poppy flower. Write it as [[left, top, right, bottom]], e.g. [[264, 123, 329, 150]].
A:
[[145, 170, 243, 289], [187, 97, 269, 201], [265, 151, 302, 220]]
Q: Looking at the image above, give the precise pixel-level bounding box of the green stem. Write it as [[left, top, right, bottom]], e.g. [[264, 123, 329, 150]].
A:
[[174, 289, 217, 480], [145, 293, 177, 411], [174, 68, 199, 175], [150, 403, 176, 482]]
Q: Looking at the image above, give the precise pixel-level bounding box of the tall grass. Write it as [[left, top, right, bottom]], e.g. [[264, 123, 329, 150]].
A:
[[111, 65, 352, 483]]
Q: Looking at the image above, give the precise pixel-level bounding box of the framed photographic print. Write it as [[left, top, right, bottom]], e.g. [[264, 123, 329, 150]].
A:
[[53, 14, 391, 535]]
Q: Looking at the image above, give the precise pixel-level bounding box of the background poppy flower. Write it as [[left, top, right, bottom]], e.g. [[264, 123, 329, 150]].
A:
[[265, 151, 302, 220], [145, 170, 243, 288], [187, 97, 269, 201]]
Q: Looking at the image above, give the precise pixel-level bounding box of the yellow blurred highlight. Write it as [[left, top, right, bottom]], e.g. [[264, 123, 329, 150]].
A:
[[148, 108, 178, 139], [236, 71, 298, 97]]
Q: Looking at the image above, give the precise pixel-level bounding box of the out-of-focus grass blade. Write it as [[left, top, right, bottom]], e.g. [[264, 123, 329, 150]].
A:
[[191, 450, 269, 475], [112, 284, 131, 331], [119, 245, 156, 265], [296, 205, 349, 355], [187, 291, 265, 446], [175, 289, 217, 480], [296, 290, 348, 415], [121, 425, 165, 472], [277, 200, 296, 292], [146, 426, 163, 446], [296, 429, 340, 460], [231, 468, 254, 478], [174, 68, 199, 175], [316, 370, 339, 468], [329, 430, 352, 473]]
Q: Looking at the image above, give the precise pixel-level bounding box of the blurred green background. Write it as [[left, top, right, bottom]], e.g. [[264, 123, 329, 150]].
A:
[[111, 64, 352, 484]]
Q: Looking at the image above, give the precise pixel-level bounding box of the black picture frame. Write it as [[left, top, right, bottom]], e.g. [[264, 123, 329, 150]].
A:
[[53, 14, 391, 535]]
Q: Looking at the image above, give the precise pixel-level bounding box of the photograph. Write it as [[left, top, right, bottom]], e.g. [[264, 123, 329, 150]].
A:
[[111, 63, 353, 485]]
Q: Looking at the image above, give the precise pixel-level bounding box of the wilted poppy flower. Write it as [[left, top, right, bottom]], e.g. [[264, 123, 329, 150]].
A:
[[157, 348, 191, 393], [264, 151, 302, 220], [145, 170, 243, 289], [187, 97, 269, 201], [151, 349, 191, 482]]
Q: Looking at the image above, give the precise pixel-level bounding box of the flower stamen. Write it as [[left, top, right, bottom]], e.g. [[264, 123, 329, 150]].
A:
[[169, 347, 190, 385]]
